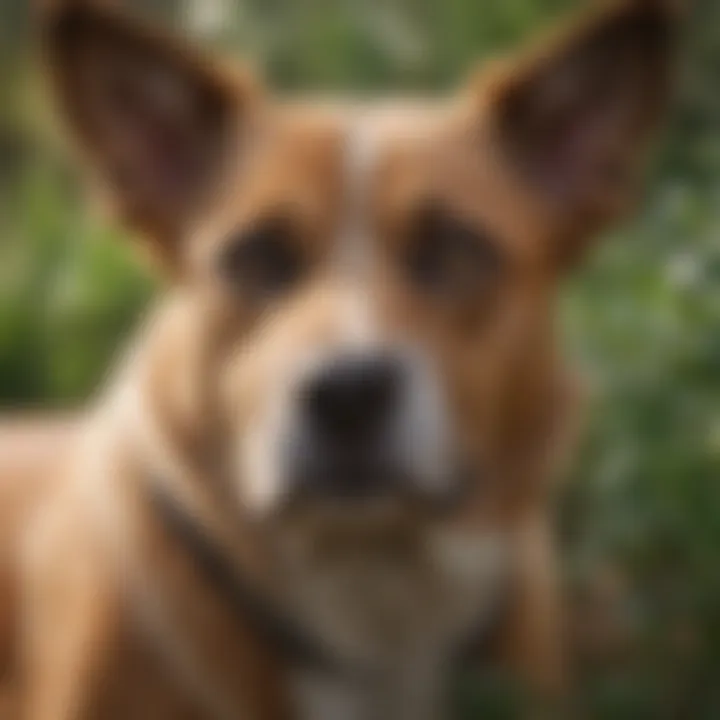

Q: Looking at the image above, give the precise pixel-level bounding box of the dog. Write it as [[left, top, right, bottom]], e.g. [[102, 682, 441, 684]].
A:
[[0, 0, 680, 717]]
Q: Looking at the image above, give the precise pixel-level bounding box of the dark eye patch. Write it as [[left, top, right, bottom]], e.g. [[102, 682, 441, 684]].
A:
[[217, 216, 305, 298], [404, 203, 502, 295]]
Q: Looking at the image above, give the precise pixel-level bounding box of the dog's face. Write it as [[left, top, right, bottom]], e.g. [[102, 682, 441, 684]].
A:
[[45, 1, 675, 530]]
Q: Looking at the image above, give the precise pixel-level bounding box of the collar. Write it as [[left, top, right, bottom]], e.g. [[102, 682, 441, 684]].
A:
[[145, 479, 356, 680]]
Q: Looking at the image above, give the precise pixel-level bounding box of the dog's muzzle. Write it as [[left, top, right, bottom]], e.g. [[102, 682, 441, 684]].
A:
[[278, 348, 464, 509]]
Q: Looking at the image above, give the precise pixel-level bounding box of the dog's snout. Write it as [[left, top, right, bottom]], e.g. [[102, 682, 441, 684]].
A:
[[280, 348, 456, 506], [302, 352, 403, 441]]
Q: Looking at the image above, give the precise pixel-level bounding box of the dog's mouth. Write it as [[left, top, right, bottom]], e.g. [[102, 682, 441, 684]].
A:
[[278, 434, 474, 516]]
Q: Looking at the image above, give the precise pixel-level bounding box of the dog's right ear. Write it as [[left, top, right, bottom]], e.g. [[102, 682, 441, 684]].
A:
[[483, 0, 681, 264], [41, 1, 258, 263]]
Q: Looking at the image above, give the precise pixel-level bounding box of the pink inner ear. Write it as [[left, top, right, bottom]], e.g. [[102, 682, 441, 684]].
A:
[[532, 81, 635, 205], [539, 110, 611, 200], [128, 109, 203, 198], [94, 65, 214, 213], [500, 0, 673, 212]]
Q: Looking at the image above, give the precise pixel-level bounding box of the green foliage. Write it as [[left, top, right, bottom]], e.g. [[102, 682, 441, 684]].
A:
[[0, 154, 153, 405], [562, 185, 720, 718], [0, 0, 718, 716]]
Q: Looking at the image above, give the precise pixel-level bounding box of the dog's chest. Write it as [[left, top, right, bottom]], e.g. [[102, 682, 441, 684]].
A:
[[291, 660, 445, 720], [283, 528, 509, 720]]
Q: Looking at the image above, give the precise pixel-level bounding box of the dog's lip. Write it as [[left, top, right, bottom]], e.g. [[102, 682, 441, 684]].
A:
[[293, 455, 404, 500], [280, 451, 477, 514]]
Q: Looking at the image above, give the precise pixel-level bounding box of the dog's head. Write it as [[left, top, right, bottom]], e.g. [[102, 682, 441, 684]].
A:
[[43, 0, 677, 533]]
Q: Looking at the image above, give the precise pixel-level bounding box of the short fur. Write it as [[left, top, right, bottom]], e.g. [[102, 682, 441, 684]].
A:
[[0, 0, 680, 718]]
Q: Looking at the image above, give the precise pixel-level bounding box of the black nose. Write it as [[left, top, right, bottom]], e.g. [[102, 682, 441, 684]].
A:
[[302, 352, 403, 443]]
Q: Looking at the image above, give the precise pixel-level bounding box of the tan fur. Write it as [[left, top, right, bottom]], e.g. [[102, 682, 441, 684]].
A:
[[0, 0, 679, 717]]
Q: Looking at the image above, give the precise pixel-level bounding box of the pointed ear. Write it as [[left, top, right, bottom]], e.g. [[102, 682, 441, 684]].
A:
[[487, 0, 681, 255], [41, 1, 258, 260]]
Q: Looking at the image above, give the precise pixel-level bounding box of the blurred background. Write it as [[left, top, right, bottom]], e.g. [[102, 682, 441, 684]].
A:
[[0, 0, 719, 717]]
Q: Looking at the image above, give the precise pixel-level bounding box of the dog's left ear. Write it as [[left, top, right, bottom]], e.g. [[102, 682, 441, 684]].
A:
[[487, 0, 682, 260], [41, 1, 258, 263]]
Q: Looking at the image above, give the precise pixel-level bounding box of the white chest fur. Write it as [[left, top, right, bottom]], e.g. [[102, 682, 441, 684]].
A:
[[292, 659, 445, 720], [281, 525, 510, 720]]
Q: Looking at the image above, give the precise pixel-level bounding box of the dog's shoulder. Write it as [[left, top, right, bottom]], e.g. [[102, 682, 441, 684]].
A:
[[0, 413, 85, 611], [0, 411, 215, 719]]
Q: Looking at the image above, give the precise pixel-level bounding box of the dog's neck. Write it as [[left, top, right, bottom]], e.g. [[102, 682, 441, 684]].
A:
[[145, 480, 454, 720], [146, 477, 360, 677], [93, 427, 445, 719]]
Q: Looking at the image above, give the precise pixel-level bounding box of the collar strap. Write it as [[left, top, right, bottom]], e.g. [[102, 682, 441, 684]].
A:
[[146, 480, 352, 679]]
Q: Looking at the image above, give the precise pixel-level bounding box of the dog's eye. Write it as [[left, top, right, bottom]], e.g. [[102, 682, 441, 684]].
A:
[[404, 206, 501, 295], [218, 219, 304, 298]]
